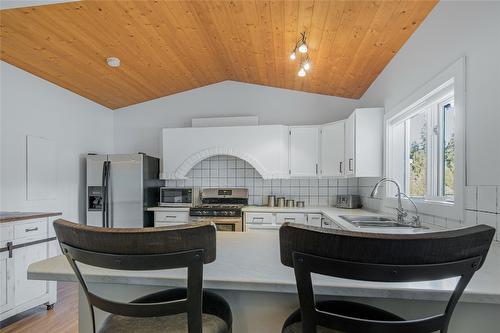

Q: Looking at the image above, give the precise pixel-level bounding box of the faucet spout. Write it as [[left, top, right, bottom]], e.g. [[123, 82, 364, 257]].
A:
[[370, 178, 405, 222]]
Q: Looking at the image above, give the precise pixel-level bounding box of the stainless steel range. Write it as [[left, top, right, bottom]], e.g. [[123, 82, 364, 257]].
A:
[[189, 188, 248, 232]]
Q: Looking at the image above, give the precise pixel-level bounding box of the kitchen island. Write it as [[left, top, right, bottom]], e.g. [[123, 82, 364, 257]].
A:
[[28, 216, 500, 333], [1, 211, 61, 322]]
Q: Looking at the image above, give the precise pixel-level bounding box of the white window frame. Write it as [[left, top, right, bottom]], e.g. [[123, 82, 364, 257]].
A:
[[384, 57, 466, 221]]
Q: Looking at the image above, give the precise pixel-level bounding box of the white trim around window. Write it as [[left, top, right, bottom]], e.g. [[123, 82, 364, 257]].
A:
[[384, 57, 466, 221]]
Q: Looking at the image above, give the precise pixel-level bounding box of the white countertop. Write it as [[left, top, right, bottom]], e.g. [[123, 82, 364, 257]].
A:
[[243, 205, 443, 234], [147, 206, 190, 212], [28, 228, 500, 304]]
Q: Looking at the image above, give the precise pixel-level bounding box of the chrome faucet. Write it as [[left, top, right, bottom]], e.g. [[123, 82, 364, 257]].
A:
[[369, 178, 420, 227], [400, 192, 421, 227]]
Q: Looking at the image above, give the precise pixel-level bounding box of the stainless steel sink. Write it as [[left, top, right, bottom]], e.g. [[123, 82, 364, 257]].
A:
[[339, 215, 414, 228]]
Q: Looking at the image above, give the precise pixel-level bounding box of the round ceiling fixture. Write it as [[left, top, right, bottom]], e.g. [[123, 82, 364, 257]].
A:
[[106, 57, 121, 68]]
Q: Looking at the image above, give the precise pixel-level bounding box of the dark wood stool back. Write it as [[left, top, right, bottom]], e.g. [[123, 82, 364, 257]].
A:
[[279, 223, 495, 333], [54, 219, 217, 333]]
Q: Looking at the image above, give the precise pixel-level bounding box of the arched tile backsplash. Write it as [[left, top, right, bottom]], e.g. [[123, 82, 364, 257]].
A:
[[163, 155, 359, 206]]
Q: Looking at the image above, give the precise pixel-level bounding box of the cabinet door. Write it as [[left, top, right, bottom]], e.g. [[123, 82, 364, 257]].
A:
[[14, 243, 48, 307], [345, 113, 355, 176], [0, 254, 14, 313], [320, 122, 345, 177], [289, 127, 319, 177], [307, 214, 322, 227], [276, 213, 306, 225]]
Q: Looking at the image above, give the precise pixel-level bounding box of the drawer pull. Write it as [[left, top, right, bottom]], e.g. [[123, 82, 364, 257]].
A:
[[252, 217, 264, 222], [284, 218, 296, 221], [165, 216, 177, 218], [25, 227, 39, 232]]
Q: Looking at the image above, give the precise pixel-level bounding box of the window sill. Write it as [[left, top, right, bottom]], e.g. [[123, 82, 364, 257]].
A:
[[385, 197, 463, 221]]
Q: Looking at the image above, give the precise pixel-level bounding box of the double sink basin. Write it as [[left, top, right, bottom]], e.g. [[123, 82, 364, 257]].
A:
[[339, 215, 422, 229]]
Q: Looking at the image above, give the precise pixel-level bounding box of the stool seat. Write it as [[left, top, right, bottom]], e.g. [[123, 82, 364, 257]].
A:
[[282, 300, 404, 333], [99, 288, 232, 333], [99, 313, 227, 333], [283, 322, 340, 333]]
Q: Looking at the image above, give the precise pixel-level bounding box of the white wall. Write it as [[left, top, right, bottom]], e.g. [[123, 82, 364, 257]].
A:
[[358, 0, 500, 186], [113, 81, 359, 157], [0, 61, 113, 223]]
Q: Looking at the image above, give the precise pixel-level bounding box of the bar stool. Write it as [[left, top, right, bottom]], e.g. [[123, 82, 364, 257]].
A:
[[54, 219, 232, 333], [279, 223, 495, 333]]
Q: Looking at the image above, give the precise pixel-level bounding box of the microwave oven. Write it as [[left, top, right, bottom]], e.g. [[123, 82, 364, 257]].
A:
[[159, 187, 197, 207]]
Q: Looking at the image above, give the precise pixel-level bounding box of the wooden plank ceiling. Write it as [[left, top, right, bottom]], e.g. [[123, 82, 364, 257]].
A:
[[0, 0, 437, 109]]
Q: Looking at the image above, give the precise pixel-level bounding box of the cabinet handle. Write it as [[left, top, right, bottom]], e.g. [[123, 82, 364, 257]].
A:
[[252, 217, 264, 223], [284, 217, 296, 222], [339, 162, 343, 173], [315, 164, 318, 175], [165, 215, 177, 218], [25, 227, 38, 232], [348, 158, 353, 171]]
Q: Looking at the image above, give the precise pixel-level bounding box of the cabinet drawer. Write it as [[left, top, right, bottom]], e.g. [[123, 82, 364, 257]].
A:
[[154, 211, 189, 222], [307, 214, 322, 227], [0, 226, 14, 243], [321, 216, 342, 230], [321, 217, 334, 228], [155, 221, 188, 227], [245, 213, 274, 225], [14, 219, 47, 240], [276, 213, 306, 225]]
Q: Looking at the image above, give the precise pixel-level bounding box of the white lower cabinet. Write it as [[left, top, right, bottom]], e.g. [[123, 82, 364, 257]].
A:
[[13, 243, 48, 307], [245, 213, 274, 225], [306, 214, 322, 227], [276, 213, 306, 225], [152, 208, 190, 227], [0, 254, 14, 313], [0, 217, 57, 321], [321, 215, 342, 229], [245, 211, 342, 230], [154, 211, 189, 223]]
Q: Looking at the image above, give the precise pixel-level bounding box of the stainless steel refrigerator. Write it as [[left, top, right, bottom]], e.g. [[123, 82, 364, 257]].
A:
[[86, 153, 161, 228]]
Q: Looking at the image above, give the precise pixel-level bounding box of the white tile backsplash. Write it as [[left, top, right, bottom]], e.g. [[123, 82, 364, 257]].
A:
[[477, 186, 497, 213], [464, 210, 477, 226], [167, 155, 358, 206], [358, 177, 498, 242], [464, 186, 477, 210]]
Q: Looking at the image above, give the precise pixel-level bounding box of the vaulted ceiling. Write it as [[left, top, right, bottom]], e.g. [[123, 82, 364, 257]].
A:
[[0, 1, 437, 109]]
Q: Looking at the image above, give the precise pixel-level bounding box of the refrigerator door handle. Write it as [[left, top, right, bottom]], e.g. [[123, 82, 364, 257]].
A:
[[101, 161, 107, 228], [105, 161, 111, 228], [106, 161, 111, 228]]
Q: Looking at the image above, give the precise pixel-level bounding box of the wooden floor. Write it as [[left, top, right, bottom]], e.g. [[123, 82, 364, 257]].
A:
[[1, 282, 78, 333]]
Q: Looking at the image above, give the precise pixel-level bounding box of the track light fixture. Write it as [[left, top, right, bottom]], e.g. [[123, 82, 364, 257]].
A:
[[289, 32, 311, 77]]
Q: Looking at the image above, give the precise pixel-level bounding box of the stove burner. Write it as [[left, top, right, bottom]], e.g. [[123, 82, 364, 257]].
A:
[[191, 188, 248, 218]]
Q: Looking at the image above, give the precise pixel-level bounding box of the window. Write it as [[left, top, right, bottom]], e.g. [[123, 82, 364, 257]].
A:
[[385, 57, 465, 220], [389, 82, 454, 202]]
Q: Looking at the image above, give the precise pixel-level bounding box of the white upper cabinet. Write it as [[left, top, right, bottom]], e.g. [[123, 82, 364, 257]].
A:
[[162, 125, 289, 179], [344, 108, 384, 178], [320, 121, 345, 177], [289, 127, 319, 177], [161, 108, 383, 180], [345, 113, 355, 176]]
